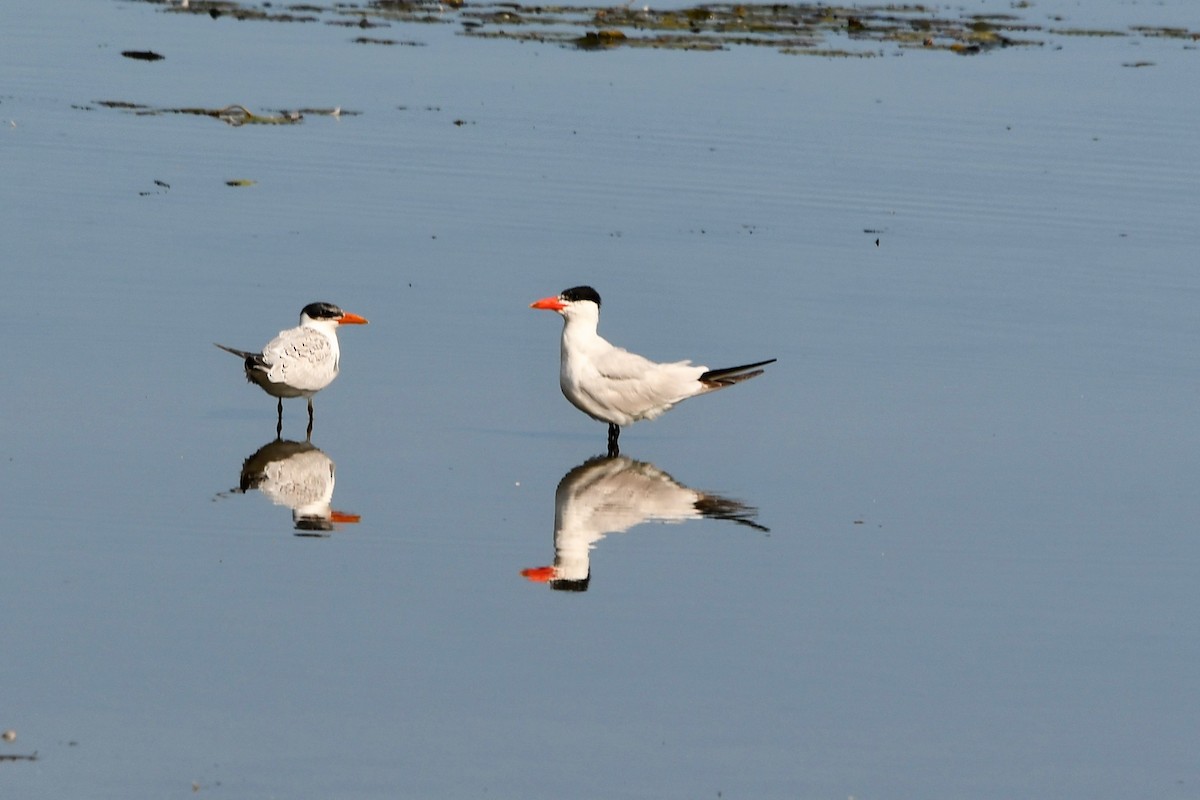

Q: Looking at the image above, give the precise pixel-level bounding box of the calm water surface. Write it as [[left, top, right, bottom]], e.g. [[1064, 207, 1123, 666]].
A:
[[1, 0, 1198, 797]]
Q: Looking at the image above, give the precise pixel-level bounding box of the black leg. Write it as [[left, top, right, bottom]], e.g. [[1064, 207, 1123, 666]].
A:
[[276, 398, 283, 439], [607, 423, 620, 458], [306, 399, 314, 441]]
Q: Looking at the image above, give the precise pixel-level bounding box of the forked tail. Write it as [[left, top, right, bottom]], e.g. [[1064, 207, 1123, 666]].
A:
[[699, 358, 776, 388]]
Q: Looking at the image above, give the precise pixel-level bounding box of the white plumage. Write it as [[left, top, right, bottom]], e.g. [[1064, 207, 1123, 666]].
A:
[[235, 438, 361, 534], [522, 455, 766, 591], [215, 301, 367, 434], [531, 286, 774, 454]]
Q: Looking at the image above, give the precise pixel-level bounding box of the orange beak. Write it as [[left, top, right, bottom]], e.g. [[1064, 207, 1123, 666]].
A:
[[338, 312, 369, 325], [330, 511, 362, 524], [521, 566, 557, 582], [530, 296, 565, 311]]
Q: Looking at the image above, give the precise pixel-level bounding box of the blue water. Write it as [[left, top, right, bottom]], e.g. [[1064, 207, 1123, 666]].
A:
[[2, 0, 1198, 797]]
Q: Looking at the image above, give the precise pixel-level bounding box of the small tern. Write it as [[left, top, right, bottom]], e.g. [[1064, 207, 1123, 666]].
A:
[[531, 286, 774, 455], [215, 302, 368, 436], [235, 438, 361, 535]]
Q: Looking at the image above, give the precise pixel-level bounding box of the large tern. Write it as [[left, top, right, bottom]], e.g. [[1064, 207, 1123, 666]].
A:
[[531, 286, 774, 455], [522, 455, 767, 592], [215, 302, 368, 436]]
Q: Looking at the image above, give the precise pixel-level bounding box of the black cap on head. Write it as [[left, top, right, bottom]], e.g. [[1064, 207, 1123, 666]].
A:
[[560, 286, 601, 307], [549, 575, 591, 592], [294, 516, 335, 532], [302, 302, 344, 320]]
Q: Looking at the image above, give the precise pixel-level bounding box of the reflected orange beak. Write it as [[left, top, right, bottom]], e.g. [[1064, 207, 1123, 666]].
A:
[[521, 566, 557, 582], [330, 511, 362, 524], [530, 296, 565, 311], [338, 312, 369, 325]]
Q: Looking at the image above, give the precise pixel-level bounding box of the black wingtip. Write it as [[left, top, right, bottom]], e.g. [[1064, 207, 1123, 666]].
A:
[[214, 342, 251, 358], [693, 495, 770, 532], [699, 358, 776, 384], [215, 342, 268, 374]]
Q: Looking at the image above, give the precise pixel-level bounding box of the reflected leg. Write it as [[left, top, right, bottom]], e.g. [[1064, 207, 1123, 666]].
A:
[[276, 398, 283, 439], [607, 423, 620, 458], [306, 399, 314, 441]]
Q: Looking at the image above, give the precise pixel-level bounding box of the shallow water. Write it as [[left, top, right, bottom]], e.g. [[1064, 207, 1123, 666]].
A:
[[2, 0, 1198, 797]]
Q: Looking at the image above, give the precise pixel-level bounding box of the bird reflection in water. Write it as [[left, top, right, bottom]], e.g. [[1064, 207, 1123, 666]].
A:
[[522, 455, 766, 592], [228, 438, 360, 537]]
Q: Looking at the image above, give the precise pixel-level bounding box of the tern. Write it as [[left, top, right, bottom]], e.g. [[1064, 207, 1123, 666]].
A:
[[522, 455, 767, 591], [234, 438, 361, 535], [530, 286, 774, 455], [215, 302, 368, 436]]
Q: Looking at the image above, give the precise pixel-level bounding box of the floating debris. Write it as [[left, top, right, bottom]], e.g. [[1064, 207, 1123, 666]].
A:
[[1132, 25, 1200, 40], [289, 106, 359, 117], [94, 100, 148, 110], [139, 179, 172, 196], [212, 104, 301, 125], [166, 0, 319, 23], [1051, 28, 1127, 38], [92, 101, 320, 126], [327, 15, 389, 28], [121, 49, 165, 60], [352, 36, 425, 45], [127, 0, 1200, 56], [575, 29, 626, 49], [458, 3, 1041, 54], [225, 179, 257, 186]]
